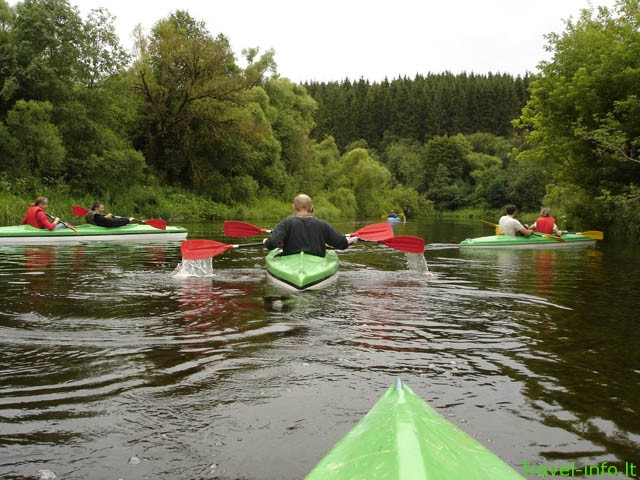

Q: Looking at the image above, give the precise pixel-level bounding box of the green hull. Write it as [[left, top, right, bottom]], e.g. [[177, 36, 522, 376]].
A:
[[265, 249, 339, 291], [305, 379, 523, 480], [0, 223, 187, 244], [460, 233, 595, 249]]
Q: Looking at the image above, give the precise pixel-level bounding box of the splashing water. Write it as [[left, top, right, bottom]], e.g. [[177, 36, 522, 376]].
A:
[[170, 258, 215, 278], [406, 252, 431, 275]]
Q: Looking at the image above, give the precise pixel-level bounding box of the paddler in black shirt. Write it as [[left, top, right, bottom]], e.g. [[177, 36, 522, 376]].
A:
[[85, 202, 134, 228], [263, 194, 358, 257]]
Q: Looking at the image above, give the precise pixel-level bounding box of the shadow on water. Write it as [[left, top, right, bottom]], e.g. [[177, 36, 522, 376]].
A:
[[0, 223, 639, 479]]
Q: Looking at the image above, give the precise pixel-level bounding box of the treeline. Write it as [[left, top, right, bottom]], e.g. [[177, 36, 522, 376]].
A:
[[1, 0, 639, 240], [304, 73, 533, 150]]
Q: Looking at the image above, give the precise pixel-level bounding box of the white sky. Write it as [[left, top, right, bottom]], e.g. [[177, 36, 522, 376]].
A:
[[11, 0, 617, 83]]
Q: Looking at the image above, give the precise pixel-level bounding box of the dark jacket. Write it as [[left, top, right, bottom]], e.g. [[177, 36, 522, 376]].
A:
[[264, 215, 348, 257], [85, 210, 130, 228]]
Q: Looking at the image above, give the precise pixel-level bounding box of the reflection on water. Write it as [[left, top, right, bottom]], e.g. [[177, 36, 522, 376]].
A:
[[0, 227, 639, 479]]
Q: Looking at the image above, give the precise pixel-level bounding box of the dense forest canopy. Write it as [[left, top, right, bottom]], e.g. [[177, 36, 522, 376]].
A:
[[1, 0, 639, 238]]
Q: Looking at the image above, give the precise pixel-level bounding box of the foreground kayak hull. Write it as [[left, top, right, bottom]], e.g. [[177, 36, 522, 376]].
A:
[[265, 249, 339, 291], [305, 379, 523, 480], [460, 233, 596, 249], [0, 224, 188, 244]]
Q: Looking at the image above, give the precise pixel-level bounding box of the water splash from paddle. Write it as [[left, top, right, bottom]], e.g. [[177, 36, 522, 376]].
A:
[[170, 258, 215, 278], [406, 252, 432, 275]]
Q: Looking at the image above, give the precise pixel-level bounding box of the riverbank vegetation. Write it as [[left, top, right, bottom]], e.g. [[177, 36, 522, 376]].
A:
[[1, 0, 639, 239]]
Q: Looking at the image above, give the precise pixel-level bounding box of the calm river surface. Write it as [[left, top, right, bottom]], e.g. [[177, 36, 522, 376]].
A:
[[1, 218, 639, 479]]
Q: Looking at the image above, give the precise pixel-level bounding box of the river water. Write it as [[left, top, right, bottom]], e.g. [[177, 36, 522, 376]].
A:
[[0, 218, 638, 480]]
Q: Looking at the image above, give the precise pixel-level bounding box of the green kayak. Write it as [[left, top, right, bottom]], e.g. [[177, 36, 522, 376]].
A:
[[0, 223, 188, 244], [460, 233, 596, 249], [265, 248, 339, 291], [305, 379, 523, 479]]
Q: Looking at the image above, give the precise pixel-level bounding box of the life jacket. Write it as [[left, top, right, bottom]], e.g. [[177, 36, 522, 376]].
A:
[[535, 216, 556, 234], [22, 206, 47, 229], [85, 210, 97, 225]]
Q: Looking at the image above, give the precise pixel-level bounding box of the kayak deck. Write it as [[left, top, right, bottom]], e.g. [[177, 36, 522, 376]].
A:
[[265, 249, 339, 291], [460, 233, 596, 249], [0, 223, 187, 244], [305, 379, 523, 479]]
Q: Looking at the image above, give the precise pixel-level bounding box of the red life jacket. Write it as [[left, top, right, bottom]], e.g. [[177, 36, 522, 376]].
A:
[[21, 206, 53, 230], [535, 216, 556, 234]]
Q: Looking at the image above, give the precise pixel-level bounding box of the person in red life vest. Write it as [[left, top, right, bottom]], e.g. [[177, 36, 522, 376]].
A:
[[528, 207, 562, 236], [21, 196, 67, 230]]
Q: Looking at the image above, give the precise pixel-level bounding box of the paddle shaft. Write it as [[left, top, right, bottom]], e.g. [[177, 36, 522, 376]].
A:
[[45, 213, 78, 232]]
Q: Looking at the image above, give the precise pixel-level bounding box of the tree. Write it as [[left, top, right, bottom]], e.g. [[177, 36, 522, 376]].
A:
[[422, 134, 472, 193], [516, 0, 640, 194], [337, 148, 392, 217], [131, 10, 280, 198], [2, 100, 65, 182]]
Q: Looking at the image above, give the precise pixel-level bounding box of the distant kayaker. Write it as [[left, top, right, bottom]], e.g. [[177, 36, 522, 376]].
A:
[[85, 202, 134, 228], [388, 210, 399, 218], [528, 207, 562, 236], [21, 196, 67, 230], [263, 194, 358, 257], [498, 204, 533, 237]]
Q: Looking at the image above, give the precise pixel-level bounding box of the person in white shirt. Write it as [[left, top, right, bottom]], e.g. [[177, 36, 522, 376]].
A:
[[498, 204, 533, 236]]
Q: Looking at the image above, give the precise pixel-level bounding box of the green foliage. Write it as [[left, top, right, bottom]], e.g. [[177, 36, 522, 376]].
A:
[[471, 166, 509, 208], [543, 183, 602, 230], [382, 138, 424, 190], [595, 185, 640, 238], [338, 148, 392, 217], [504, 159, 546, 211], [3, 100, 65, 179], [385, 185, 434, 217], [422, 135, 473, 202], [305, 73, 532, 151], [516, 0, 640, 195]]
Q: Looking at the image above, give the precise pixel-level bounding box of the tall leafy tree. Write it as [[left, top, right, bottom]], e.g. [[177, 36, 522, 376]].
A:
[[131, 10, 279, 198], [517, 0, 640, 194]]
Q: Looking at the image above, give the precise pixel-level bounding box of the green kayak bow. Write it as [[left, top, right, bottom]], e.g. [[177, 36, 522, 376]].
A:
[[305, 379, 523, 479]]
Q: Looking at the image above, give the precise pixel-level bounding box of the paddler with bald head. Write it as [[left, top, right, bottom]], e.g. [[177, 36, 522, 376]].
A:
[[263, 194, 358, 257]]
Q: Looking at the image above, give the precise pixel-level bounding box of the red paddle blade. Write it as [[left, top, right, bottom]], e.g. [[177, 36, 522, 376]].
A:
[[381, 235, 425, 253], [223, 221, 268, 237], [72, 206, 88, 216], [145, 219, 167, 230], [351, 222, 394, 241], [181, 240, 233, 260]]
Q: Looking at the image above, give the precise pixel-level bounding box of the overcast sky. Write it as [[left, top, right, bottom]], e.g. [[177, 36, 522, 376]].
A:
[[11, 0, 617, 83]]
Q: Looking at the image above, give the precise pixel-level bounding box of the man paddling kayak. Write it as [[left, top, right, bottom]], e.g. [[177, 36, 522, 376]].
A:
[[263, 194, 358, 257], [85, 202, 134, 228], [498, 204, 533, 237]]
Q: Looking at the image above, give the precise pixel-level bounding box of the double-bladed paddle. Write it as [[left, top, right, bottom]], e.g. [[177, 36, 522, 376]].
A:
[[481, 219, 565, 242], [223, 221, 394, 242], [72, 206, 167, 230], [180, 234, 424, 260]]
